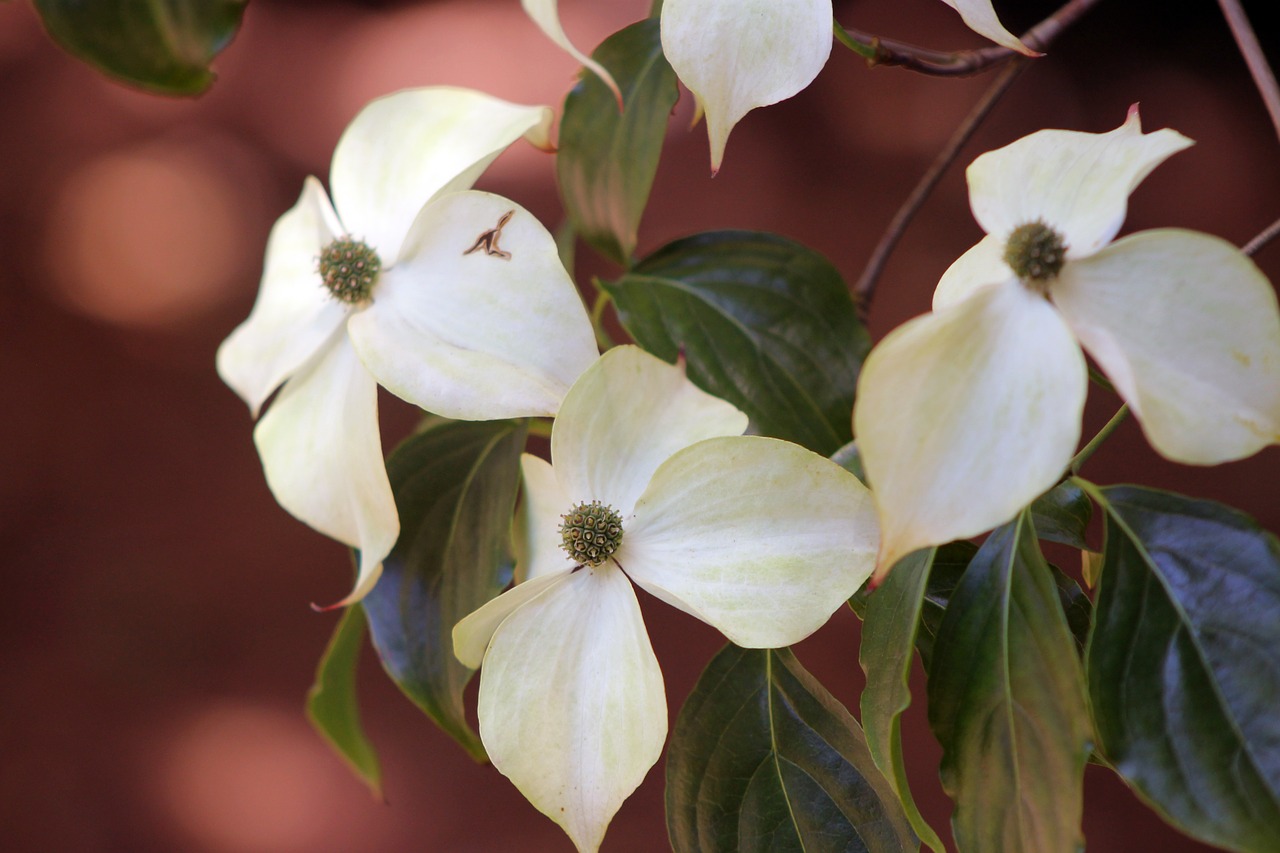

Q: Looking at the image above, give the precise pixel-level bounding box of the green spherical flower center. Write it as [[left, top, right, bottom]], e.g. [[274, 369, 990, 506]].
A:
[[559, 501, 624, 567], [319, 237, 381, 305], [1003, 221, 1067, 284]]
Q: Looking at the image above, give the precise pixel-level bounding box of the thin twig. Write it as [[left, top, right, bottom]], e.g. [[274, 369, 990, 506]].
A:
[[1070, 405, 1129, 474], [1243, 215, 1280, 257], [835, 0, 1103, 77], [1217, 0, 1280, 145], [853, 58, 1027, 319]]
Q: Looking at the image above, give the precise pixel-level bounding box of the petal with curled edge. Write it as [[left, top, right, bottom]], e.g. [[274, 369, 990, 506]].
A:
[[330, 87, 554, 263], [622, 435, 878, 648], [216, 177, 348, 417], [967, 107, 1193, 258], [938, 0, 1038, 55], [515, 454, 579, 583], [253, 331, 399, 607], [521, 0, 622, 108], [452, 569, 569, 669], [854, 280, 1086, 582], [472, 565, 666, 853], [1053, 229, 1280, 464], [347, 192, 598, 420], [933, 232, 1009, 310], [661, 0, 832, 173], [551, 346, 748, 518]]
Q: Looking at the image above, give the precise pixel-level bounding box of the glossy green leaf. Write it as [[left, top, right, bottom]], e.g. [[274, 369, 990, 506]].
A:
[[927, 513, 1092, 852], [557, 19, 677, 265], [34, 0, 245, 95], [667, 645, 916, 853], [914, 541, 977, 672], [361, 420, 527, 761], [306, 604, 382, 798], [606, 231, 869, 455], [859, 548, 946, 853], [1084, 484, 1280, 852], [1030, 480, 1094, 550]]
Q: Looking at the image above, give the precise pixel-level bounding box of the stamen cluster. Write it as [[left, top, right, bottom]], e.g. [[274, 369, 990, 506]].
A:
[[1003, 221, 1067, 285], [559, 500, 624, 566], [319, 237, 381, 304]]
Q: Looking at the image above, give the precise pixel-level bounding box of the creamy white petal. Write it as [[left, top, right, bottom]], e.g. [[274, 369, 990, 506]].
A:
[[661, 0, 832, 173], [854, 281, 1086, 580], [521, 0, 622, 107], [253, 331, 398, 607], [938, 0, 1037, 55], [551, 346, 748, 516], [933, 233, 1010, 310], [1054, 229, 1280, 464], [967, 108, 1193, 257], [347, 192, 598, 420], [216, 177, 348, 416], [623, 436, 878, 648], [475, 565, 666, 853], [330, 88, 554, 261], [516, 454, 579, 582], [453, 569, 570, 669]]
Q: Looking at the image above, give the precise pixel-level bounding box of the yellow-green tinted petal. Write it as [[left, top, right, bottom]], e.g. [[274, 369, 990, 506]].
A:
[[452, 569, 569, 669], [253, 332, 398, 607], [330, 87, 554, 261], [624, 436, 878, 647], [661, 0, 832, 173], [967, 108, 1193, 257], [551, 346, 748, 516], [854, 281, 1086, 581], [933, 233, 1009, 310], [516, 454, 578, 582], [216, 177, 348, 416], [1054, 229, 1280, 464], [521, 0, 622, 107], [475, 565, 665, 853], [938, 0, 1038, 55], [346, 192, 598, 420]]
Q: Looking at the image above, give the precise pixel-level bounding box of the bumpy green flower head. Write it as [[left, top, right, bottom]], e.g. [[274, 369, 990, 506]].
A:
[[319, 237, 381, 304], [1004, 220, 1067, 285], [559, 500, 624, 566]]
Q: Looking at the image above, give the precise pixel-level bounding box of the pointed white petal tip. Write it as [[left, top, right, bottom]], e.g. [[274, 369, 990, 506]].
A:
[[520, 0, 622, 110], [941, 0, 1040, 56]]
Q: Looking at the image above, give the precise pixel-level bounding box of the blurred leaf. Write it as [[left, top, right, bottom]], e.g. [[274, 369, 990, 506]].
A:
[[927, 513, 1092, 852], [33, 0, 245, 95], [830, 439, 865, 484], [859, 548, 947, 853], [606, 231, 869, 455], [1085, 484, 1280, 852], [362, 420, 527, 761], [1030, 480, 1093, 550], [557, 19, 677, 265], [1081, 549, 1103, 588], [306, 605, 382, 798], [667, 644, 916, 853]]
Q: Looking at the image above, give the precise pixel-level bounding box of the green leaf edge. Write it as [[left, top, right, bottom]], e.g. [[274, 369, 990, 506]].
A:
[[306, 604, 383, 799]]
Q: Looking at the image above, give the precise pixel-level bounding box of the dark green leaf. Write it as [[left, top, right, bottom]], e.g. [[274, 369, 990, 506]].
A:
[[306, 605, 382, 798], [915, 541, 977, 672], [830, 439, 866, 484], [667, 645, 916, 853], [1086, 484, 1280, 852], [927, 514, 1092, 852], [557, 19, 677, 265], [1048, 561, 1093, 655], [605, 231, 869, 455], [34, 0, 245, 95], [1030, 480, 1093, 550], [361, 420, 527, 761], [859, 548, 947, 853]]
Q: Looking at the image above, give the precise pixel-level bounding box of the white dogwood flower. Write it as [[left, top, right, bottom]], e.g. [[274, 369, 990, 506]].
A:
[[520, 0, 1032, 172], [217, 87, 598, 607], [855, 107, 1280, 580], [453, 345, 878, 852]]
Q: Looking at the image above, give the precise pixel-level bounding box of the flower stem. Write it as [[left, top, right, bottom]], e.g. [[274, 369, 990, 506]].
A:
[[834, 0, 1103, 76], [853, 57, 1027, 320], [1242, 214, 1280, 257], [1070, 405, 1129, 474], [589, 281, 616, 350], [1217, 0, 1280, 146]]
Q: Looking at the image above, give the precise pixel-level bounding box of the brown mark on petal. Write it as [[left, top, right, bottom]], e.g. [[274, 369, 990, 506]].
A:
[[463, 209, 515, 260]]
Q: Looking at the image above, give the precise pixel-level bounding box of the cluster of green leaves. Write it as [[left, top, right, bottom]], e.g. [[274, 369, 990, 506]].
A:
[[296, 15, 1280, 853]]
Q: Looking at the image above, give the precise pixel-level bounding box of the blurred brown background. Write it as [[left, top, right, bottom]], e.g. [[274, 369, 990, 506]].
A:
[[2, 0, 1277, 850]]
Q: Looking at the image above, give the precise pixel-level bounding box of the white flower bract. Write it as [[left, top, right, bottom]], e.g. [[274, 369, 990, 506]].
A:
[[216, 87, 599, 607], [855, 107, 1280, 580], [453, 345, 879, 852]]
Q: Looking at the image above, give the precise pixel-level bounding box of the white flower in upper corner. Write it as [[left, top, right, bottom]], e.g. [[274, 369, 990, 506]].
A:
[[453, 345, 879, 853], [217, 87, 599, 608], [854, 106, 1280, 581], [522, 0, 1032, 174]]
